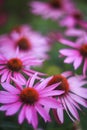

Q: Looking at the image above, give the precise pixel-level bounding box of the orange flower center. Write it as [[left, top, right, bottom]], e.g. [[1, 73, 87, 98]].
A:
[[47, 75, 69, 94], [16, 38, 31, 51], [50, 0, 62, 9], [80, 44, 87, 57], [20, 87, 39, 104], [7, 58, 22, 72]]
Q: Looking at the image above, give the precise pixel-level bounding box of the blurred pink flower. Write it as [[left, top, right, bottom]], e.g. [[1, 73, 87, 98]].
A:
[[0, 25, 50, 60], [0, 73, 63, 129], [30, 0, 74, 20], [59, 35, 87, 75], [0, 48, 43, 84], [46, 71, 87, 123], [59, 9, 83, 28]]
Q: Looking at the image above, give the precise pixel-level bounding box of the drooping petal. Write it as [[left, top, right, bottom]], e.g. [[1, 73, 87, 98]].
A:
[[57, 107, 64, 124], [61, 98, 75, 122], [25, 105, 32, 123], [18, 105, 26, 124], [69, 93, 87, 108], [64, 97, 80, 121], [31, 107, 38, 129], [35, 104, 51, 122]]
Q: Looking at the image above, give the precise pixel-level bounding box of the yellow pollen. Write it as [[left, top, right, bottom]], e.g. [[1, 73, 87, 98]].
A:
[[7, 58, 22, 72], [20, 87, 39, 105]]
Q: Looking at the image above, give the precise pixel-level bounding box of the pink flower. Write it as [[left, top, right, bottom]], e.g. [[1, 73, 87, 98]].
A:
[[0, 48, 43, 84], [46, 71, 87, 123], [59, 10, 83, 28], [0, 25, 50, 60], [30, 0, 74, 20], [59, 36, 87, 75], [0, 73, 63, 129]]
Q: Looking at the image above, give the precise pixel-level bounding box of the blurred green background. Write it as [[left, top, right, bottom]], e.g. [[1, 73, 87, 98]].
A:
[[0, 0, 87, 130]]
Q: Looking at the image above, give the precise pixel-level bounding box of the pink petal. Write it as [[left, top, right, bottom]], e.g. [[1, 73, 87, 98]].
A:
[[40, 90, 64, 97], [69, 85, 87, 98], [64, 56, 75, 63], [31, 107, 38, 129], [29, 73, 38, 87], [59, 39, 78, 48], [35, 104, 50, 122], [14, 73, 26, 85], [0, 91, 13, 95], [73, 56, 82, 69], [1, 82, 20, 94], [57, 108, 64, 123], [6, 102, 22, 115], [18, 105, 26, 124], [0, 95, 19, 104], [1, 70, 9, 82], [39, 82, 61, 92], [61, 71, 72, 78], [61, 98, 75, 122], [36, 77, 52, 90], [64, 97, 80, 120], [59, 49, 78, 56], [65, 28, 84, 37], [66, 94, 81, 110], [39, 97, 60, 108], [25, 106, 32, 123], [70, 93, 87, 108]]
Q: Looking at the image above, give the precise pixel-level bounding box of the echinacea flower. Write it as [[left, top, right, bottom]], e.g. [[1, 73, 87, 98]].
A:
[[59, 35, 87, 75], [0, 73, 64, 129], [46, 71, 87, 123], [59, 9, 87, 28], [0, 48, 43, 84], [30, 0, 74, 20], [0, 25, 50, 60]]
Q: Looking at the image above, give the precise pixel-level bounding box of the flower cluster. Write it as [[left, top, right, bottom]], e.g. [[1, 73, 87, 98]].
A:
[[0, 0, 87, 130]]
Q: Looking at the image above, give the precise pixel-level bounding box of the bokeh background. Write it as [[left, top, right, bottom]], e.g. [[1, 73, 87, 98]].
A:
[[0, 0, 87, 130]]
